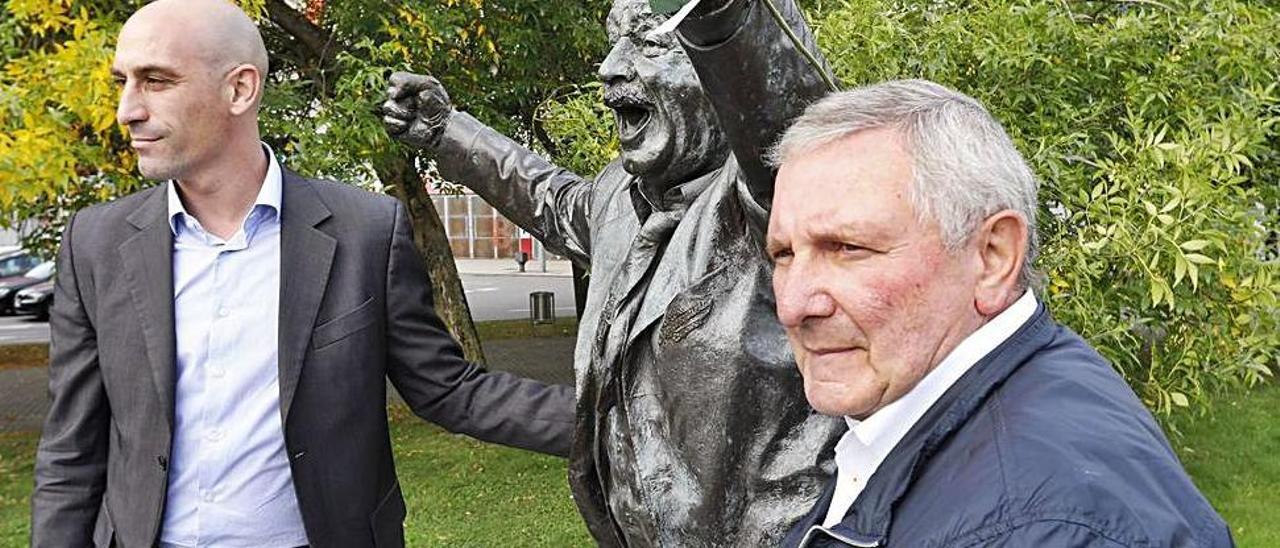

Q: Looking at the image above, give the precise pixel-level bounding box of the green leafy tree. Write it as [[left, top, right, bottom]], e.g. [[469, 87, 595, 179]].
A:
[[812, 0, 1279, 419], [536, 82, 618, 176], [0, 0, 142, 255], [257, 0, 608, 362], [0, 0, 609, 362], [539, 0, 1280, 420]]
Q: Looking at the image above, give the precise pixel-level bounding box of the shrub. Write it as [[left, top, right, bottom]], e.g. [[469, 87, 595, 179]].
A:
[[540, 0, 1280, 420], [812, 0, 1279, 419], [536, 82, 619, 177]]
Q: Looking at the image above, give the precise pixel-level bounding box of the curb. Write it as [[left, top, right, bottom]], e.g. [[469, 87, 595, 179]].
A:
[[459, 270, 574, 279]]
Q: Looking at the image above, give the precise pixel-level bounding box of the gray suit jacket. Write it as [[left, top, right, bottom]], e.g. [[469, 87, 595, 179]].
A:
[[30, 170, 575, 547]]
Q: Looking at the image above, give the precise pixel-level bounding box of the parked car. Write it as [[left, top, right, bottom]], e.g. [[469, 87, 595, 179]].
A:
[[0, 260, 53, 314], [0, 248, 40, 277], [15, 278, 53, 321]]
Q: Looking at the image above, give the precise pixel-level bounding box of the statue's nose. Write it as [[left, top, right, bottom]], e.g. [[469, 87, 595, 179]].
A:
[[598, 38, 637, 84]]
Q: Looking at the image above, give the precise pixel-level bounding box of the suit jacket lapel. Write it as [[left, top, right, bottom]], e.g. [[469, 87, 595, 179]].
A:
[[277, 170, 335, 424], [119, 186, 176, 428]]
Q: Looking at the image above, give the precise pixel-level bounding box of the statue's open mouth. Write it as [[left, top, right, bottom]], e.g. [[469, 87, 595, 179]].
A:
[[605, 87, 653, 145], [614, 105, 651, 143]]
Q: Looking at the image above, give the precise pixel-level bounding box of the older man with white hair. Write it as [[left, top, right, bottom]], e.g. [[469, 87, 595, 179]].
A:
[[766, 79, 1231, 547]]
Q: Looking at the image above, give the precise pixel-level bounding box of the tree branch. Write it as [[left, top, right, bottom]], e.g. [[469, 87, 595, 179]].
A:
[[264, 0, 342, 75], [528, 109, 559, 158]]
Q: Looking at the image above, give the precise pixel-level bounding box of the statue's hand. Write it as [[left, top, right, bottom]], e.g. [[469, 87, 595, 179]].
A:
[[382, 71, 452, 150]]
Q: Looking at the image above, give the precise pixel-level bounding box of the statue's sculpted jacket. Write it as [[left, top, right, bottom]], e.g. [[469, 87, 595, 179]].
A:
[[431, 0, 843, 544]]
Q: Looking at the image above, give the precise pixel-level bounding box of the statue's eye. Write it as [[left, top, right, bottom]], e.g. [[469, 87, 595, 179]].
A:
[[640, 35, 672, 58]]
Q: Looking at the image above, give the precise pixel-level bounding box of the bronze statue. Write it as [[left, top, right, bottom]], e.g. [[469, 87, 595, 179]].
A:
[[383, 0, 842, 544]]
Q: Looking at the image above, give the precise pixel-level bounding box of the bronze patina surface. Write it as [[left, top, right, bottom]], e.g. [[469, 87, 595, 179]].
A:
[[383, 1, 843, 544]]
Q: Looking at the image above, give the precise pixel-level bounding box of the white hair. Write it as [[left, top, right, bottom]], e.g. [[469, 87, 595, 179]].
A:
[[770, 79, 1041, 290]]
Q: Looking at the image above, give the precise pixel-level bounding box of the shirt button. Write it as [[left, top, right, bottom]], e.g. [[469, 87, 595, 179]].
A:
[[217, 307, 230, 317], [208, 429, 223, 441], [210, 368, 226, 378], [203, 490, 215, 502]]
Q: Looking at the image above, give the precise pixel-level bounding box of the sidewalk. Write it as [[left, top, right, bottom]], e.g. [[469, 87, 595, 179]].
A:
[[0, 365, 48, 434], [455, 258, 573, 278]]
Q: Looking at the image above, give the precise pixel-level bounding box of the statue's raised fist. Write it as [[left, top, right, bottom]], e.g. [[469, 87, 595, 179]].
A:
[[382, 71, 452, 149]]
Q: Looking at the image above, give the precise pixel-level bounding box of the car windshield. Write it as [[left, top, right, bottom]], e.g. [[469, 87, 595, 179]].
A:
[[0, 254, 35, 277], [24, 262, 54, 280]]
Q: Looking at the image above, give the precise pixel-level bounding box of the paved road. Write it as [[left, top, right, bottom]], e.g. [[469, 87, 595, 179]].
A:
[[0, 314, 47, 344], [0, 273, 575, 345], [461, 273, 576, 321]]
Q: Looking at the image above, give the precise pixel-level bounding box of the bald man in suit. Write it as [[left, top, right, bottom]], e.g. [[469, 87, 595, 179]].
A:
[[30, 2, 573, 546]]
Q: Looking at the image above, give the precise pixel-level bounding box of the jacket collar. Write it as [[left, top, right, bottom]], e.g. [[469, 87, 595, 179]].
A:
[[118, 168, 336, 430], [786, 303, 1058, 547], [276, 168, 334, 425], [120, 185, 177, 428]]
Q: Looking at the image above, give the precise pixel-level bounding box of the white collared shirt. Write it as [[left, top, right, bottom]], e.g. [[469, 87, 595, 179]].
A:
[[821, 290, 1039, 527], [159, 145, 308, 547]]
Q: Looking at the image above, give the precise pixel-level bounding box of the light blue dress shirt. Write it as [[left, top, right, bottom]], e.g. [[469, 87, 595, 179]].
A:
[[159, 147, 308, 548]]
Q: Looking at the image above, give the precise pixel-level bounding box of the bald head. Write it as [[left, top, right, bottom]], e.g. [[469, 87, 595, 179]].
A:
[[113, 0, 271, 182], [122, 0, 268, 89]]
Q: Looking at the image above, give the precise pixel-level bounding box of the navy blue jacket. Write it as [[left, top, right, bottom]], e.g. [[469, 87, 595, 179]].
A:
[[783, 305, 1232, 547]]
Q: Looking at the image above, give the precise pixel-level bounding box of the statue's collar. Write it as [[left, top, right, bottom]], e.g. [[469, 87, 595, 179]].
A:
[[631, 167, 720, 221]]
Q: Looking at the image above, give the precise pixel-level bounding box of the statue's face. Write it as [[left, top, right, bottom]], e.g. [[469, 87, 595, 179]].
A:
[[599, 0, 726, 190]]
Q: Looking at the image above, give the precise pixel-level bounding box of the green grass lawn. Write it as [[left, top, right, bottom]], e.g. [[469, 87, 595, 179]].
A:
[[1173, 383, 1280, 546], [0, 432, 38, 547], [2, 384, 1276, 547], [0, 404, 590, 547], [387, 404, 591, 547], [474, 316, 579, 342]]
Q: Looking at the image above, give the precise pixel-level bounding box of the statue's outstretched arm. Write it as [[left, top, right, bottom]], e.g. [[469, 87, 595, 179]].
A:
[[383, 72, 594, 266], [679, 0, 835, 208]]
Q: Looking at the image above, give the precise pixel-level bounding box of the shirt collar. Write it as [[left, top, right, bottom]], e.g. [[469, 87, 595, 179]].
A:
[[629, 166, 721, 222], [846, 289, 1039, 454], [167, 143, 283, 236], [661, 168, 718, 208]]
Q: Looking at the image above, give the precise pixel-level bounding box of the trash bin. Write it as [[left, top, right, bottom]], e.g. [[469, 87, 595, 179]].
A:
[[530, 291, 555, 324]]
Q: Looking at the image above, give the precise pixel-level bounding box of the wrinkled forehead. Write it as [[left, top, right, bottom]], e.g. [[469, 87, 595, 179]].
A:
[[606, 0, 667, 40]]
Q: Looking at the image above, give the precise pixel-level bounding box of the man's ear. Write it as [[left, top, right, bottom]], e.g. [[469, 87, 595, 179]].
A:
[[226, 64, 261, 116], [973, 210, 1028, 317]]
